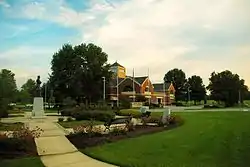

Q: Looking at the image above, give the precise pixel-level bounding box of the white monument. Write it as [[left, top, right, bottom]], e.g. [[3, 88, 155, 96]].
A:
[[162, 107, 171, 124], [32, 76, 45, 118]]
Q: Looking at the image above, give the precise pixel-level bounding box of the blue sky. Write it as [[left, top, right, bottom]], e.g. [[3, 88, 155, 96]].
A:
[[0, 0, 250, 88]]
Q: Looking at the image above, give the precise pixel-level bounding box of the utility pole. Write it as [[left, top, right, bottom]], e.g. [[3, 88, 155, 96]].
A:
[[44, 82, 47, 111], [188, 86, 190, 106], [238, 89, 241, 106]]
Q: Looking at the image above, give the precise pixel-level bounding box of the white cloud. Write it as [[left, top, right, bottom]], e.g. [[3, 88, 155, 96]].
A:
[[0, 0, 10, 8], [2, 0, 250, 87], [0, 46, 54, 88]]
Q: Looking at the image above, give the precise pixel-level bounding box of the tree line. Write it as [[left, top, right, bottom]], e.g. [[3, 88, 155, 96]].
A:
[[164, 69, 249, 106], [0, 43, 249, 116]]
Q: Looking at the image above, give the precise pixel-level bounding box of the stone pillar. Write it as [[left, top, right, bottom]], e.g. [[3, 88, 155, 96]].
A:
[[32, 97, 45, 118]]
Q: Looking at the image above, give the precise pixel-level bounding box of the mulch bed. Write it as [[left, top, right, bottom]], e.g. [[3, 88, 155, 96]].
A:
[[0, 137, 38, 160], [67, 124, 178, 149]]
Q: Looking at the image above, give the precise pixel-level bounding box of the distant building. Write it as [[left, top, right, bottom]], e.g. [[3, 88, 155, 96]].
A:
[[108, 62, 175, 106]]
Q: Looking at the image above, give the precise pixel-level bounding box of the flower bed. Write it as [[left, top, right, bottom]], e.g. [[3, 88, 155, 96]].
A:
[[0, 126, 43, 160], [67, 124, 179, 149]]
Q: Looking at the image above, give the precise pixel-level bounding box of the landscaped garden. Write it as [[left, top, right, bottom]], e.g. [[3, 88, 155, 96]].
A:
[[0, 123, 44, 167], [81, 111, 250, 167], [58, 119, 104, 128]]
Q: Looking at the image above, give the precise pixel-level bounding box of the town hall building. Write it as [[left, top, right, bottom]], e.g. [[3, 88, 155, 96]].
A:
[[108, 62, 175, 106]]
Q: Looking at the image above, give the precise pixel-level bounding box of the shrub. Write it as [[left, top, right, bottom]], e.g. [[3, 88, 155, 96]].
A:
[[110, 126, 127, 136], [72, 110, 115, 122], [117, 110, 142, 118], [63, 97, 77, 108], [72, 122, 103, 137], [172, 102, 184, 106], [58, 117, 64, 122], [204, 104, 221, 109], [67, 117, 73, 122], [120, 98, 131, 109], [166, 114, 184, 126], [0, 98, 9, 118], [12, 126, 43, 139]]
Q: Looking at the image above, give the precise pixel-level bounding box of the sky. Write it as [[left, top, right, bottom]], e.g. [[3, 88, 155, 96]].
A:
[[0, 0, 250, 88]]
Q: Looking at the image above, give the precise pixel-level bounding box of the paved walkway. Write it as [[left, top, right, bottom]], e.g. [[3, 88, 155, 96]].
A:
[[24, 113, 117, 167]]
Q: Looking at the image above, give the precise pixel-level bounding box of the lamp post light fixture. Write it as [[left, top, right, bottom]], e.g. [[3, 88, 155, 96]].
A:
[[102, 77, 106, 101]]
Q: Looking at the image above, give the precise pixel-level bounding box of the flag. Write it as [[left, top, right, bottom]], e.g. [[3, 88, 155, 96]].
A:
[[133, 68, 135, 102]]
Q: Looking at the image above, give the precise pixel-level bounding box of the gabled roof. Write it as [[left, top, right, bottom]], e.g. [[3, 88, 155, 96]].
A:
[[111, 62, 124, 68], [153, 83, 171, 92], [134, 76, 148, 85], [109, 78, 125, 87]]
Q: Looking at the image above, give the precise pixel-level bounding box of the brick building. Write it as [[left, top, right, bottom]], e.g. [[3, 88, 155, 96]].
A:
[[108, 62, 175, 106]]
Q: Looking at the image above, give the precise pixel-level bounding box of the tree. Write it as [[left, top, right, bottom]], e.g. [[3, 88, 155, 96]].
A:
[[207, 70, 248, 107], [50, 43, 112, 103], [21, 79, 36, 96], [0, 69, 17, 117], [246, 91, 250, 100], [187, 75, 206, 105], [18, 79, 36, 103], [164, 68, 186, 101]]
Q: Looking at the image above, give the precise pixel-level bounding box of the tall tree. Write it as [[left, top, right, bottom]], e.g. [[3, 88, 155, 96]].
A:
[[50, 43, 112, 103], [0, 69, 17, 117], [187, 75, 206, 104], [21, 79, 36, 96], [207, 70, 248, 107], [17, 79, 37, 104], [0, 69, 17, 102], [164, 68, 186, 101]]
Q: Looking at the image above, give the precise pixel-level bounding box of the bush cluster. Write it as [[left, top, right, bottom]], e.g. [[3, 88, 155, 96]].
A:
[[204, 104, 222, 109], [0, 126, 43, 159], [142, 114, 184, 127], [72, 110, 115, 122]]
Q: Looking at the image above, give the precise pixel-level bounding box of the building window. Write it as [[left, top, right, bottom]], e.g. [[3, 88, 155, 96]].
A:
[[145, 86, 149, 92]]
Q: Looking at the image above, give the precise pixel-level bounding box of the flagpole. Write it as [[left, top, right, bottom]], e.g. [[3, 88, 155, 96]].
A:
[[116, 71, 119, 107], [148, 68, 151, 105], [133, 68, 135, 102]]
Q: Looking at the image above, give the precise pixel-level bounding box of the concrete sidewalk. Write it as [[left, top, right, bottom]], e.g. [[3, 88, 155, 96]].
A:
[[27, 119, 117, 167]]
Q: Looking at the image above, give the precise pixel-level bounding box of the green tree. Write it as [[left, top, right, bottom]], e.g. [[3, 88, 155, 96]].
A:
[[0, 69, 17, 117], [18, 79, 36, 103], [50, 43, 112, 103], [16, 89, 31, 104], [21, 79, 36, 96], [164, 68, 186, 101], [207, 70, 248, 107], [187, 75, 206, 105]]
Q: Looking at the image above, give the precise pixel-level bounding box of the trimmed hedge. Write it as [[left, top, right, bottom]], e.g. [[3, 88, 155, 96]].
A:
[[72, 110, 115, 122]]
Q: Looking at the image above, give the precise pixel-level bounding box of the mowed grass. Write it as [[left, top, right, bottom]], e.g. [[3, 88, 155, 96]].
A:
[[83, 112, 250, 167], [59, 120, 104, 128], [0, 157, 44, 167]]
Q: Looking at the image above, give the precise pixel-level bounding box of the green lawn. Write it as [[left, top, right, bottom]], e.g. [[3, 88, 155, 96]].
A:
[[0, 122, 24, 131], [0, 157, 44, 167], [59, 120, 104, 128], [8, 110, 24, 114], [83, 112, 250, 167]]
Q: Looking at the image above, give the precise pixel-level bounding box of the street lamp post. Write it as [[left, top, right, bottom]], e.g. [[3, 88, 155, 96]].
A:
[[187, 86, 190, 106], [102, 77, 105, 101]]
